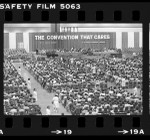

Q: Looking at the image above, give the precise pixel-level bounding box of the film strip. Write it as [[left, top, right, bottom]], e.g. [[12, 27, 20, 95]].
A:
[[0, 2, 149, 136]]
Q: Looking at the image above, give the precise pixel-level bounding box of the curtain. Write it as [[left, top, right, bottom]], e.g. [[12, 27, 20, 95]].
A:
[[134, 32, 139, 50], [16, 33, 23, 49], [122, 32, 128, 52], [139, 32, 142, 48]]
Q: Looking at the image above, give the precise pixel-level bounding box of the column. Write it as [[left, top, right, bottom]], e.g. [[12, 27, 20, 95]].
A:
[[128, 32, 134, 48], [9, 33, 16, 49], [23, 32, 29, 52], [139, 32, 142, 48], [116, 32, 122, 50]]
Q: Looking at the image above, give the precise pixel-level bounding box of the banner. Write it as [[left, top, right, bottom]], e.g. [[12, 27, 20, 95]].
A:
[[30, 32, 115, 51], [34, 33, 111, 41]]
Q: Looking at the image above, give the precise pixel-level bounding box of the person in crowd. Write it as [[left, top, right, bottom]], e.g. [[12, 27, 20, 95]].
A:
[[3, 53, 42, 115], [4, 48, 142, 115], [23, 53, 141, 115], [61, 113, 64, 115], [46, 106, 51, 115], [133, 86, 138, 97], [18, 66, 21, 75], [52, 94, 60, 113], [27, 78, 31, 90], [33, 88, 38, 102]]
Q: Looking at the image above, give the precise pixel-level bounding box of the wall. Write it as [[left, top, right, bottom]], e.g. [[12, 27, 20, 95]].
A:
[[4, 24, 52, 52], [59, 24, 142, 51], [4, 27, 51, 33], [30, 32, 117, 51], [4, 24, 143, 52]]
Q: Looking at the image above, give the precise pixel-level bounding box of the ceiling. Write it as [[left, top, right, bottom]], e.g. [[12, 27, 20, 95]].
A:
[[4, 23, 142, 28], [59, 23, 142, 28], [4, 24, 51, 28]]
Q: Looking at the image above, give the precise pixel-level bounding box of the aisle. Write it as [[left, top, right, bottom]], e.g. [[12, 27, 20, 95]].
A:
[[13, 62, 71, 115]]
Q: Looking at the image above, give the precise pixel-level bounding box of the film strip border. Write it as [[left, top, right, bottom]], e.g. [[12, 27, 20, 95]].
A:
[[2, 9, 143, 22], [3, 10, 141, 22], [1, 116, 149, 135], [0, 2, 149, 136], [0, 3, 148, 22]]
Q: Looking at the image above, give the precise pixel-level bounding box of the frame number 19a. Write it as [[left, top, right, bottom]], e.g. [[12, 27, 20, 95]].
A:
[[118, 129, 144, 135], [130, 129, 144, 135]]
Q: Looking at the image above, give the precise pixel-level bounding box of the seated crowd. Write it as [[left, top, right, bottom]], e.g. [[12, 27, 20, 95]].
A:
[[4, 48, 29, 61], [4, 59, 42, 115], [23, 53, 142, 115], [38, 48, 115, 55]]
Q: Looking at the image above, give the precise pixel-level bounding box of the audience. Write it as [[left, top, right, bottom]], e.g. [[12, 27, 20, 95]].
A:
[[23, 52, 142, 115], [4, 48, 31, 61], [3, 48, 143, 115], [4, 49, 42, 115]]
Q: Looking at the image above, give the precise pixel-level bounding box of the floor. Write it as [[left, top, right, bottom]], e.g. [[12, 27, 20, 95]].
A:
[[13, 62, 71, 115]]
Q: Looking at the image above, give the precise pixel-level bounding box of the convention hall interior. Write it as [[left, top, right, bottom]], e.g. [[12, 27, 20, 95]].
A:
[[4, 23, 142, 115]]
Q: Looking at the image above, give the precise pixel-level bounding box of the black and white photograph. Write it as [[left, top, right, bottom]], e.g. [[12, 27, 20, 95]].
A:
[[3, 23, 143, 115]]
